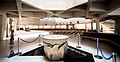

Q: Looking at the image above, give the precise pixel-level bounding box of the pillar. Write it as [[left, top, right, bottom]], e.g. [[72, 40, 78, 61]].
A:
[[91, 22, 93, 30], [96, 19, 100, 33], [42, 25, 43, 28], [38, 25, 39, 29], [14, 19, 18, 35], [0, 12, 7, 40], [38, 21, 40, 29], [0, 14, 2, 40], [51, 25, 52, 29], [115, 18, 120, 34], [17, 17, 21, 30], [66, 25, 68, 29], [55, 25, 56, 29], [85, 23, 87, 30]]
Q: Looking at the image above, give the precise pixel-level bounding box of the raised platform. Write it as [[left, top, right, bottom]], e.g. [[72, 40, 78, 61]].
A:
[[21, 46, 95, 62]]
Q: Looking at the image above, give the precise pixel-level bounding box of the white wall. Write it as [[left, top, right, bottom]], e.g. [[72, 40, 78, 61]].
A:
[[100, 23, 115, 33], [19, 18, 40, 25]]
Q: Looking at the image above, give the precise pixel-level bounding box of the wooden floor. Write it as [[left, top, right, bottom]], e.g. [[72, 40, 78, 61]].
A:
[[0, 30, 120, 62]]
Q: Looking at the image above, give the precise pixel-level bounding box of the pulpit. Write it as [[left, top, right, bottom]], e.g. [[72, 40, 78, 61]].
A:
[[43, 35, 68, 60]]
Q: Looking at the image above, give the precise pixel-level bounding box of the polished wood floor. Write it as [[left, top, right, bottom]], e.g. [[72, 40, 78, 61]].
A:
[[0, 30, 120, 62]]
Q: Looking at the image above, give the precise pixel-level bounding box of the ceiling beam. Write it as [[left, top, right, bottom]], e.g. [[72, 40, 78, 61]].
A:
[[6, 3, 40, 19], [16, 0, 22, 20], [6, 12, 18, 16], [0, 10, 18, 11], [7, 11, 42, 19], [49, 1, 87, 17], [98, 1, 120, 19], [21, 1, 56, 17], [86, 0, 92, 17], [0, 9, 44, 12]]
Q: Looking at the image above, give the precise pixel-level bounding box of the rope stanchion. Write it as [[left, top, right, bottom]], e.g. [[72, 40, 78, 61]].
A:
[[76, 33, 81, 48], [38, 35, 43, 46], [19, 35, 40, 43], [112, 52, 117, 62], [98, 39, 113, 60], [69, 35, 117, 61], [80, 37, 117, 61], [17, 38, 22, 55], [18, 38, 19, 53], [17, 34, 41, 56], [69, 35, 82, 48], [94, 38, 103, 59]]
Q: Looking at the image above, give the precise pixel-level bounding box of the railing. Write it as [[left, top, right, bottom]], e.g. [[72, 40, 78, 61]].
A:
[[9, 33, 117, 62], [81, 36, 117, 62], [17, 34, 44, 55]]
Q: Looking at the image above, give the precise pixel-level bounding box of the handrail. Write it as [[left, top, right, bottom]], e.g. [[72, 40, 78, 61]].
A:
[[81, 36, 120, 47]]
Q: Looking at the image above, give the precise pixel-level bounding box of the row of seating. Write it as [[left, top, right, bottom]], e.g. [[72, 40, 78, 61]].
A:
[[50, 30, 84, 35]]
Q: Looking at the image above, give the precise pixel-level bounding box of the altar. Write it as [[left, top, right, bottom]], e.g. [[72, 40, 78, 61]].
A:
[[43, 35, 68, 60]]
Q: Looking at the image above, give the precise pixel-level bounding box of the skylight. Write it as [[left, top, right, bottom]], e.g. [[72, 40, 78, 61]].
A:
[[39, 17, 92, 25], [21, 0, 88, 10]]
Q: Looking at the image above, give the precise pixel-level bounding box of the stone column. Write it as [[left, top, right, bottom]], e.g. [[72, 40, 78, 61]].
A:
[[0, 14, 2, 40], [38, 25, 39, 29], [115, 18, 120, 34], [14, 19, 18, 35], [55, 25, 56, 29], [85, 23, 87, 31], [51, 25, 52, 28], [96, 19, 100, 33], [17, 17, 20, 30], [91, 22, 93, 30], [38, 20, 40, 29], [0, 12, 7, 40]]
